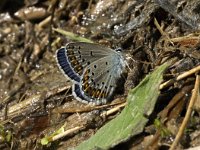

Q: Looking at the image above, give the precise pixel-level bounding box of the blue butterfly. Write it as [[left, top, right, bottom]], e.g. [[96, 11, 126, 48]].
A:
[[56, 42, 126, 105]]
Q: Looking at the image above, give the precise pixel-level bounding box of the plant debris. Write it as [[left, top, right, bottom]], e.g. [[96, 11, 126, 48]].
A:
[[0, 0, 200, 149]]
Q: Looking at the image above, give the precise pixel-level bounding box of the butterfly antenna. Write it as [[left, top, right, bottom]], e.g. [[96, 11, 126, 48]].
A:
[[126, 61, 131, 71], [125, 55, 136, 71], [126, 54, 152, 69]]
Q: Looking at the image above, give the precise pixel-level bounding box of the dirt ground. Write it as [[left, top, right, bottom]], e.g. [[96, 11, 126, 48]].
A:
[[0, 0, 200, 149]]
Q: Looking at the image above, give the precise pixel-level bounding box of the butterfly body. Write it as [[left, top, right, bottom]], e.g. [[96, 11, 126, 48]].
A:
[[56, 42, 126, 105]]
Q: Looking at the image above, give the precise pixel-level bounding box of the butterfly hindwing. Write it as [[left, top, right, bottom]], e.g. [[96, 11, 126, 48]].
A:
[[73, 53, 126, 104]]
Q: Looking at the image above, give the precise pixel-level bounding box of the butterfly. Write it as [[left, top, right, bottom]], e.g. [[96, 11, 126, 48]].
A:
[[56, 42, 126, 105]]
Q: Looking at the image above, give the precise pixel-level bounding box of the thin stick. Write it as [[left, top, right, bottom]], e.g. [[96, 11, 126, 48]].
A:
[[100, 102, 127, 117], [54, 100, 125, 113], [160, 65, 200, 89], [154, 18, 174, 45], [170, 75, 200, 150], [177, 65, 200, 80], [52, 126, 83, 141], [159, 79, 175, 90], [170, 36, 200, 43]]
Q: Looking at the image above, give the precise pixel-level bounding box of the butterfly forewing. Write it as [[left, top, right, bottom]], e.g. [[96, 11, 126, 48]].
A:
[[57, 47, 81, 82], [66, 42, 115, 69]]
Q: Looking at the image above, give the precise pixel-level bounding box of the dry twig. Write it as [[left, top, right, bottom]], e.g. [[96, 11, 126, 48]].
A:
[[170, 75, 200, 150]]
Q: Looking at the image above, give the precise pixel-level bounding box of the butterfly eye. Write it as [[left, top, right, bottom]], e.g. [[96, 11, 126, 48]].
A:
[[106, 62, 108, 65], [94, 65, 97, 68], [115, 47, 122, 52]]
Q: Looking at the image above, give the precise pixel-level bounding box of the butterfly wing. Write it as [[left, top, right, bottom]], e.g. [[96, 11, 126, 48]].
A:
[[56, 42, 115, 83], [73, 53, 126, 104]]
